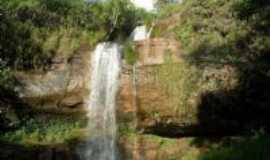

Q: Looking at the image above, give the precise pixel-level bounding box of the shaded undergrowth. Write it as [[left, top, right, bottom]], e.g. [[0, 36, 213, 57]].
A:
[[192, 133, 270, 160]]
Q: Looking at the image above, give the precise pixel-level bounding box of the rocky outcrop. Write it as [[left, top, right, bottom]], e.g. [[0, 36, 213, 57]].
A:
[[4, 36, 243, 138], [135, 38, 182, 66], [118, 38, 241, 137], [119, 135, 199, 160], [118, 38, 183, 130], [118, 63, 240, 136], [14, 45, 92, 114], [5, 37, 241, 137]]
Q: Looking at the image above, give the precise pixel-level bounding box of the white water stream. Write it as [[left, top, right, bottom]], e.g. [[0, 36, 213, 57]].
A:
[[80, 1, 156, 159], [83, 42, 121, 160], [130, 25, 152, 41]]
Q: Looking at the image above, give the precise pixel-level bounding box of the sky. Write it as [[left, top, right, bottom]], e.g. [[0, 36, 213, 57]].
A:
[[130, 0, 156, 11]]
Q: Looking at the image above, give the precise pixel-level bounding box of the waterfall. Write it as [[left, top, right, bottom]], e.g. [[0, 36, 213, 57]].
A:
[[84, 42, 121, 160], [130, 0, 156, 41], [131, 25, 151, 41]]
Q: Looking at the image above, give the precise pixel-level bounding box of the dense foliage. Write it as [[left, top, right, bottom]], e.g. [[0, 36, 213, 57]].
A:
[[149, 0, 270, 137], [0, 0, 147, 70], [155, 0, 270, 66], [0, 0, 153, 96]]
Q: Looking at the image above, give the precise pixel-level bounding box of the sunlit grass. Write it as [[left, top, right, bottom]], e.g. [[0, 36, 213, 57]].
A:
[[0, 117, 87, 146], [154, 57, 202, 115]]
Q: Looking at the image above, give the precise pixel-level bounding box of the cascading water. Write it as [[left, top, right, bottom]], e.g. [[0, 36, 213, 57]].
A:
[[82, 42, 121, 160], [130, 25, 151, 41], [77, 1, 156, 159]]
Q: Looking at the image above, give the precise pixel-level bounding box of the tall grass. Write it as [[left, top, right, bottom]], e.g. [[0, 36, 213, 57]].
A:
[[123, 42, 137, 65]]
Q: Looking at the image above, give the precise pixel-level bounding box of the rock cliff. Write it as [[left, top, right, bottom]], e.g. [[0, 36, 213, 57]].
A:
[[14, 45, 92, 114]]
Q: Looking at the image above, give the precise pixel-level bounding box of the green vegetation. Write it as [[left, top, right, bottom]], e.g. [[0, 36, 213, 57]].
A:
[[121, 132, 270, 160], [150, 0, 270, 131], [155, 0, 270, 65], [0, 0, 146, 71], [142, 2, 270, 159], [154, 57, 202, 114], [0, 0, 155, 100], [0, 67, 15, 91], [123, 42, 137, 65], [0, 117, 87, 146], [1, 0, 270, 159], [198, 133, 270, 160], [0, 0, 156, 146]]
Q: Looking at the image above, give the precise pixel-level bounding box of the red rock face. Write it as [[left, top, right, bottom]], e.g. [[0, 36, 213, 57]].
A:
[[13, 38, 239, 136], [118, 62, 239, 136], [118, 38, 240, 136], [117, 66, 136, 117], [135, 38, 182, 66], [118, 38, 191, 133]]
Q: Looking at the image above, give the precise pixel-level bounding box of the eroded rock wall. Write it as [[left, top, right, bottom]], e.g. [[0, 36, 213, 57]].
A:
[[14, 45, 92, 114], [118, 38, 240, 137]]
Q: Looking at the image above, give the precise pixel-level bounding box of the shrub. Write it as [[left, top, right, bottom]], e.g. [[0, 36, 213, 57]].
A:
[[123, 42, 137, 65], [199, 134, 270, 160], [0, 0, 148, 71]]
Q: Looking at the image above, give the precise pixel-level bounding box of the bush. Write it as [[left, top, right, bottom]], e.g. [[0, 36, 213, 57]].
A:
[[154, 0, 270, 66], [123, 42, 137, 65], [0, 0, 148, 71]]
